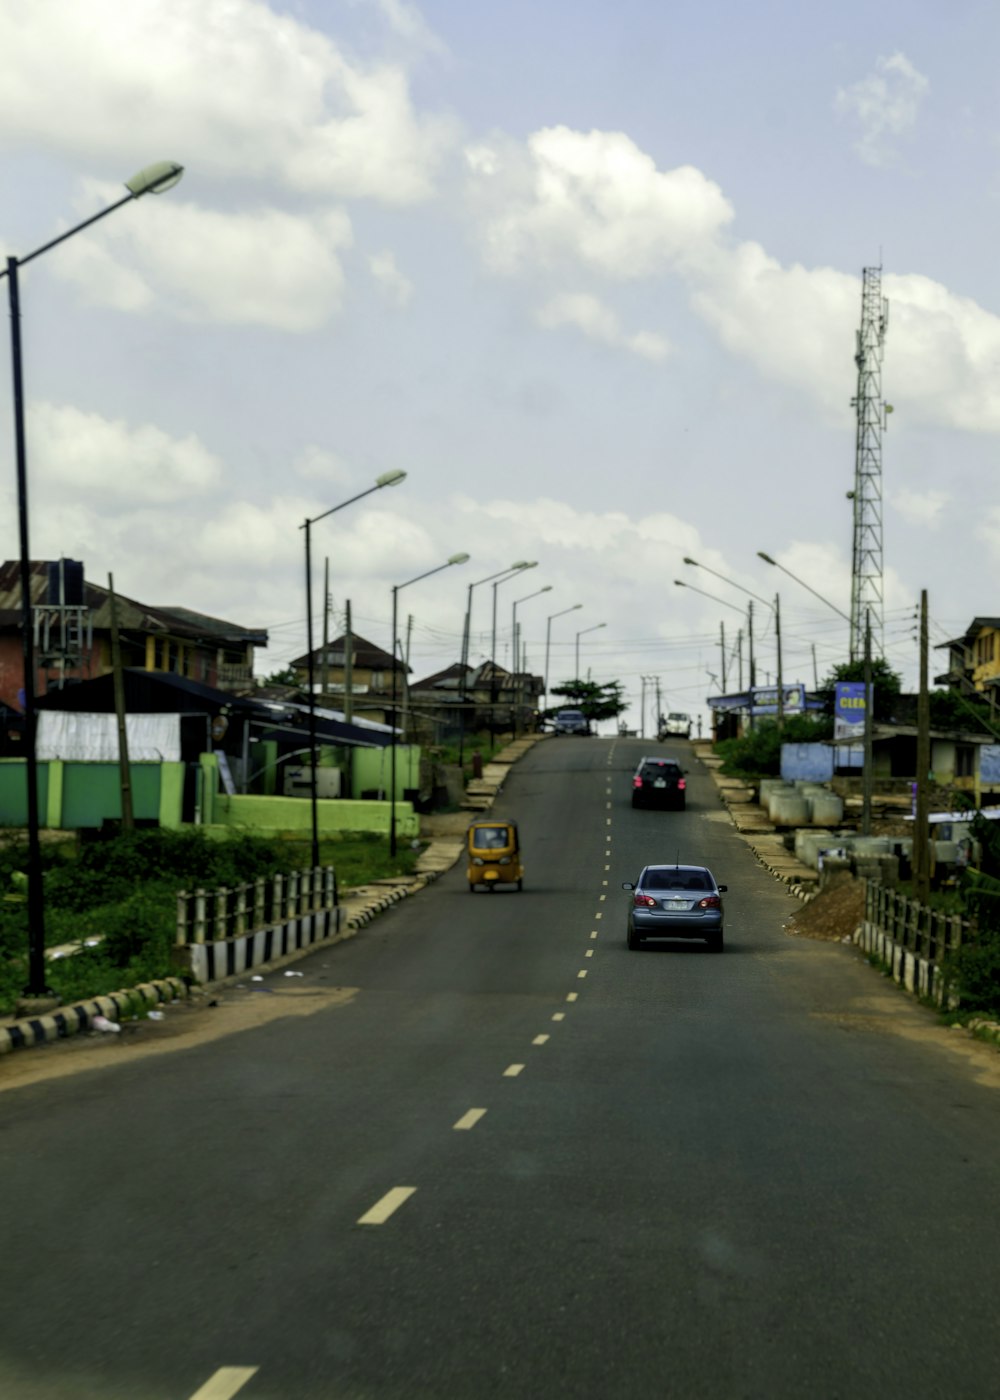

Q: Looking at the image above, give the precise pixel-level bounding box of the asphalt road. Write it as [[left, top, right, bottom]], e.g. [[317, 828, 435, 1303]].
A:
[[2, 737, 1000, 1400]]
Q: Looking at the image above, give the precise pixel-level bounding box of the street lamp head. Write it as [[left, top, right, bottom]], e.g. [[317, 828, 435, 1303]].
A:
[[540, 585, 553, 593], [376, 469, 406, 488], [682, 556, 698, 567], [448, 552, 470, 565], [674, 579, 686, 587], [757, 551, 776, 565], [571, 602, 582, 610], [511, 560, 532, 570], [125, 161, 184, 197]]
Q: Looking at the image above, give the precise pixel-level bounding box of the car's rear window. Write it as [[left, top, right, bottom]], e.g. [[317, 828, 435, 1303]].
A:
[[644, 870, 710, 891], [641, 762, 680, 778]]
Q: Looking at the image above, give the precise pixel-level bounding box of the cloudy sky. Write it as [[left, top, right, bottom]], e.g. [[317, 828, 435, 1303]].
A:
[[0, 0, 996, 731]]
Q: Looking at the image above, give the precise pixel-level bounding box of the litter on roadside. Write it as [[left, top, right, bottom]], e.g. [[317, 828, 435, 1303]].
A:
[[284, 970, 304, 977], [147, 1010, 165, 1020], [92, 1015, 120, 1034], [251, 975, 264, 982]]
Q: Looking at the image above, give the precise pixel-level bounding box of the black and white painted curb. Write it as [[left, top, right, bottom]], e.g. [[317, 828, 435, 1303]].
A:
[[344, 871, 441, 931], [0, 977, 189, 1056], [187, 905, 344, 983]]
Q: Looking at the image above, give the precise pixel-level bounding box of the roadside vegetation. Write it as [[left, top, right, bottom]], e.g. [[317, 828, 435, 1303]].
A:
[[0, 828, 420, 1018]]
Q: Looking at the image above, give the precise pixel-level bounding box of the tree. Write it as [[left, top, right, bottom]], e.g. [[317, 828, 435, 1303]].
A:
[[716, 713, 833, 780], [547, 679, 628, 725], [817, 657, 902, 722], [259, 665, 299, 687]]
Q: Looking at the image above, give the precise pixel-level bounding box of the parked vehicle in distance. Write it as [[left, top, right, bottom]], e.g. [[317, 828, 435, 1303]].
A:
[[659, 712, 692, 739], [552, 709, 591, 735], [467, 819, 524, 892], [622, 864, 726, 951], [631, 756, 687, 810]]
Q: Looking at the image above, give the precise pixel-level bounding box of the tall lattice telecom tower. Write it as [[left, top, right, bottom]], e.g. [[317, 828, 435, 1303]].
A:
[[849, 266, 889, 662]]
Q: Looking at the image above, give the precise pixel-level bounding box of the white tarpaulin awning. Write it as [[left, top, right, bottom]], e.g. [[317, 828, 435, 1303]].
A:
[[37, 712, 182, 763]]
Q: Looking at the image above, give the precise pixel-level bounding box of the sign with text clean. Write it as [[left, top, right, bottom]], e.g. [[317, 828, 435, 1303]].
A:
[[834, 681, 868, 769]]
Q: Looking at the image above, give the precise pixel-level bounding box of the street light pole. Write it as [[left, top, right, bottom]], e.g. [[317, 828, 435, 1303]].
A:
[[575, 622, 606, 682], [301, 470, 406, 871], [459, 562, 532, 765], [490, 562, 536, 743], [544, 603, 582, 710], [390, 553, 470, 856], [510, 585, 551, 737], [2, 160, 184, 1005]]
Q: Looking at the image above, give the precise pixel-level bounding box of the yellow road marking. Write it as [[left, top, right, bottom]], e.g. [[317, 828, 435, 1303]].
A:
[[604, 864, 610, 871], [357, 1187, 417, 1225], [552, 1012, 566, 1021], [532, 1034, 550, 1046], [595, 912, 603, 920], [585, 950, 594, 958], [188, 1369, 259, 1400], [606, 818, 612, 825], [503, 1063, 525, 1077], [577, 969, 588, 979], [453, 1108, 487, 1131], [599, 894, 606, 901], [590, 931, 598, 939]]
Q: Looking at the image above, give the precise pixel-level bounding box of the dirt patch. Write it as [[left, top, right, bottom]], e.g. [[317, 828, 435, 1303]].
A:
[[785, 873, 865, 942]]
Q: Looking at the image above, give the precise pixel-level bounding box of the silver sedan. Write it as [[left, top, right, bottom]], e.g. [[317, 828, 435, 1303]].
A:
[[622, 864, 726, 952]]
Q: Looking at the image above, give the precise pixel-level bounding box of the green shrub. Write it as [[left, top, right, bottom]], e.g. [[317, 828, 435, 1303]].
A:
[[943, 931, 1000, 1016]]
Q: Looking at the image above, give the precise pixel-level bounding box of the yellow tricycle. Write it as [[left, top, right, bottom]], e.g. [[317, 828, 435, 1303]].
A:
[[467, 819, 524, 892]]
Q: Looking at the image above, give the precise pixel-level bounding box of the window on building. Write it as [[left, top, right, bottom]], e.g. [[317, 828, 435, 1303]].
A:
[[956, 745, 975, 778]]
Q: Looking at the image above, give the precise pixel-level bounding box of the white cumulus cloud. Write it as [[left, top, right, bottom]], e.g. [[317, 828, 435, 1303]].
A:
[[29, 401, 222, 504], [368, 250, 414, 307], [536, 293, 669, 360], [52, 184, 354, 331], [835, 51, 929, 167], [0, 0, 456, 203], [890, 487, 950, 527]]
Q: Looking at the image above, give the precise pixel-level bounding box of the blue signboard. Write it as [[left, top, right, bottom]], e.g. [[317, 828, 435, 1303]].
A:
[[833, 681, 868, 769], [750, 684, 806, 716]]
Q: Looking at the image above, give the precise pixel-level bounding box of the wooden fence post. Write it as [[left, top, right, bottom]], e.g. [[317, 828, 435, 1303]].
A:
[[176, 891, 189, 947], [236, 882, 247, 937]]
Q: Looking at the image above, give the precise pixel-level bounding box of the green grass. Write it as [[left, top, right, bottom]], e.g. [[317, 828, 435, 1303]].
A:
[[0, 827, 422, 1018]]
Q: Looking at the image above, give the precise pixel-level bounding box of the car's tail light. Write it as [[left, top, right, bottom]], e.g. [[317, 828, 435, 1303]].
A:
[[633, 893, 657, 908], [698, 895, 721, 909], [632, 775, 643, 788], [677, 778, 686, 790]]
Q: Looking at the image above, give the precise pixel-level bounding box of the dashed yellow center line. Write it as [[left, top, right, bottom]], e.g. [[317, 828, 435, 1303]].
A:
[[595, 912, 603, 920], [503, 1063, 525, 1077], [453, 1108, 487, 1131], [188, 1369, 260, 1400], [532, 1034, 550, 1046], [606, 817, 612, 825], [606, 801, 611, 810], [599, 894, 606, 901], [605, 864, 610, 871], [552, 1012, 566, 1021], [566, 992, 579, 1002], [357, 1187, 417, 1226], [585, 950, 594, 958], [577, 969, 588, 979]]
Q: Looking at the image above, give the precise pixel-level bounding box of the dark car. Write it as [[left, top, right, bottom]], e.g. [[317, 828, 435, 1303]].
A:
[[631, 756, 687, 809], [622, 864, 726, 952], [552, 709, 591, 735]]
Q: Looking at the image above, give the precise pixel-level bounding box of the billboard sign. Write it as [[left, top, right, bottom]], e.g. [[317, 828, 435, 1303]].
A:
[[780, 743, 835, 782], [750, 684, 806, 716], [834, 681, 867, 769]]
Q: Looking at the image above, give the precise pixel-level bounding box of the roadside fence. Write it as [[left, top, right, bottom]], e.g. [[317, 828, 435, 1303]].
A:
[[175, 865, 341, 983], [857, 880, 973, 1005]]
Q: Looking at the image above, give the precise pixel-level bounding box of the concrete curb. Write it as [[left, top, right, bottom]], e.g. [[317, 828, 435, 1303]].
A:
[[707, 768, 818, 902], [0, 976, 190, 1055]]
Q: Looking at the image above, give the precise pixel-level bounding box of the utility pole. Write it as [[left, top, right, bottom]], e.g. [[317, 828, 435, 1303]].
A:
[[655, 677, 663, 737], [108, 574, 134, 831], [320, 558, 330, 698], [914, 589, 931, 902], [736, 629, 743, 691], [811, 643, 818, 691], [861, 610, 874, 836], [640, 676, 647, 739], [343, 600, 353, 722], [747, 601, 756, 732], [720, 621, 727, 691]]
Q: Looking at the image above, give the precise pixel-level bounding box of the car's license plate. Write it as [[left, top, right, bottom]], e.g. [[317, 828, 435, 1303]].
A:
[[654, 779, 666, 788], [665, 899, 688, 910]]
